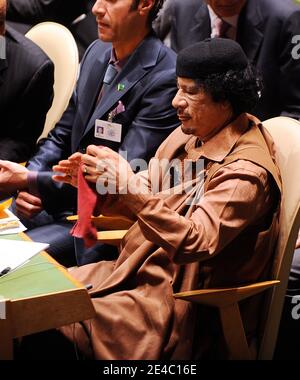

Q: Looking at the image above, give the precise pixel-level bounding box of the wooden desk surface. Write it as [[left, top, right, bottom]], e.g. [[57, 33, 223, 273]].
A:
[[0, 233, 95, 359]]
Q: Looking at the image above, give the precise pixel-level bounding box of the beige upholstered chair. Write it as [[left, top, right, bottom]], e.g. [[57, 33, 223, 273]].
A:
[[174, 116, 300, 359], [25, 22, 79, 140], [79, 116, 300, 359], [256, 117, 300, 359]]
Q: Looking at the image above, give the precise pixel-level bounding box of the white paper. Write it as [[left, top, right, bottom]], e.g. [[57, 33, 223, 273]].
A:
[[0, 209, 27, 235], [0, 239, 49, 275], [0, 221, 27, 235]]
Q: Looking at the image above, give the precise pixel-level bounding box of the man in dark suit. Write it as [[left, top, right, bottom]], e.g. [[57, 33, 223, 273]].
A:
[[7, 0, 98, 58], [0, 0, 179, 266], [0, 0, 54, 162], [154, 0, 300, 121]]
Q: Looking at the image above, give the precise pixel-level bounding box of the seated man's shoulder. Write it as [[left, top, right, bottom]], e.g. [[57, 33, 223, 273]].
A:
[[223, 159, 269, 183], [6, 25, 53, 70], [152, 36, 177, 68], [209, 160, 274, 201], [259, 0, 300, 19]]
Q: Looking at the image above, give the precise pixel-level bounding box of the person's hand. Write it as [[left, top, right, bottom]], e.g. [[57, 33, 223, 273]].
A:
[[15, 191, 43, 219], [82, 145, 134, 193], [52, 152, 83, 188], [0, 160, 29, 199]]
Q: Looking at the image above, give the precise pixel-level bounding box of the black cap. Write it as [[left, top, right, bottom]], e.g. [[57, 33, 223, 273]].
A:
[[176, 38, 248, 79]]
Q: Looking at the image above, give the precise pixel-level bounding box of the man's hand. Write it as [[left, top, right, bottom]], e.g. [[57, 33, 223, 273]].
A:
[[15, 191, 43, 219], [82, 145, 134, 193], [52, 152, 83, 188], [0, 160, 29, 199]]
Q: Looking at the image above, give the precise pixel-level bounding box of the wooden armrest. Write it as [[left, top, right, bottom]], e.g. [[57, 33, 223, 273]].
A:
[[67, 215, 134, 230], [96, 230, 128, 246], [174, 280, 280, 308], [174, 280, 280, 360]]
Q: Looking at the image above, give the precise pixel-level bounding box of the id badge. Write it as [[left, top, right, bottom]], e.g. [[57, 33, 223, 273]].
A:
[[94, 119, 122, 143]]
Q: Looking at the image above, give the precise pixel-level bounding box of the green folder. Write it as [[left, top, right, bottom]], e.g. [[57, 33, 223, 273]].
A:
[[0, 235, 77, 300]]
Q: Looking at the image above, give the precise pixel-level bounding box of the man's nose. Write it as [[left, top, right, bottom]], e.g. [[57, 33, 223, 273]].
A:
[[172, 92, 188, 110], [92, 0, 106, 16]]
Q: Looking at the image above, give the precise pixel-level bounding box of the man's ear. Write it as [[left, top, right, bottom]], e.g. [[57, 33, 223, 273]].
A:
[[138, 0, 155, 16]]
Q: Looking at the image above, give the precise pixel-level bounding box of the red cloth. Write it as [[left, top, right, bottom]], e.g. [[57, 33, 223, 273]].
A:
[[71, 164, 101, 248]]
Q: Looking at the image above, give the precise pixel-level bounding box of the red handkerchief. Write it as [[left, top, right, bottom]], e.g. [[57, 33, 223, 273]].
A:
[[70, 164, 101, 248]]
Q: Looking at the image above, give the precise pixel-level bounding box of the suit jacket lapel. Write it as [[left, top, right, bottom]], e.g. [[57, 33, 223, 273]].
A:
[[81, 35, 160, 140], [76, 48, 110, 139], [237, 0, 264, 63]]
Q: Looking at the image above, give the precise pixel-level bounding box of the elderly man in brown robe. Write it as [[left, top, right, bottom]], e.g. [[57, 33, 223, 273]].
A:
[[22, 38, 281, 360]]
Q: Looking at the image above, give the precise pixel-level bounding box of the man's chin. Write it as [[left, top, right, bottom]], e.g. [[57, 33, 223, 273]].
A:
[[98, 34, 109, 42], [98, 30, 112, 42], [181, 125, 193, 135], [214, 2, 245, 17]]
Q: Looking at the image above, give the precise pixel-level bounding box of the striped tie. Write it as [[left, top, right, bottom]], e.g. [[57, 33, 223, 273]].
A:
[[103, 63, 118, 86], [96, 63, 118, 105], [214, 17, 231, 38]]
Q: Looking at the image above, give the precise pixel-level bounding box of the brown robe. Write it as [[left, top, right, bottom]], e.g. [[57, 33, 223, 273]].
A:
[[60, 113, 281, 359]]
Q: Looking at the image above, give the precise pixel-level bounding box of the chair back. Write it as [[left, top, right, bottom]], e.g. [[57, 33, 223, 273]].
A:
[[26, 22, 79, 140], [258, 116, 300, 359]]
